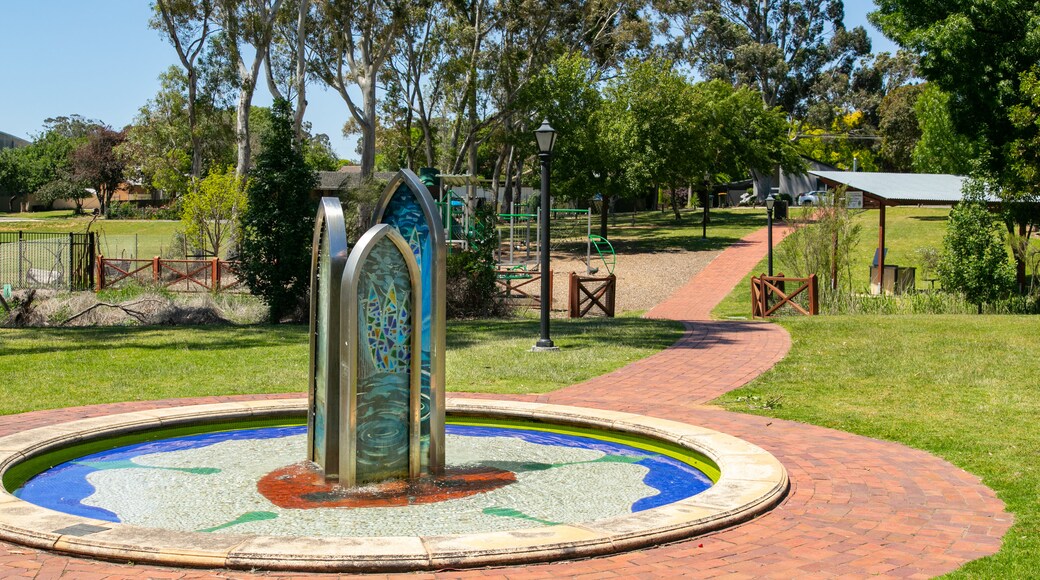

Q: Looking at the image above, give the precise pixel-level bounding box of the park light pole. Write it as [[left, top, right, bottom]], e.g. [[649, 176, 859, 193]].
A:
[[533, 119, 558, 351], [765, 195, 775, 277]]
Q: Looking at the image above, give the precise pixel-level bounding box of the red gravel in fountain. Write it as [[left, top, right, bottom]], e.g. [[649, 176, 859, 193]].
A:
[[257, 462, 516, 509]]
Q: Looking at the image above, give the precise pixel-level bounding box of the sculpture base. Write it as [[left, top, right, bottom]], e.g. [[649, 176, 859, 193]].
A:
[[258, 462, 516, 509]]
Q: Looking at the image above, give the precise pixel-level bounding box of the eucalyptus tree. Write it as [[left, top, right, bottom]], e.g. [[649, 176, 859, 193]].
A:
[[151, 0, 216, 179], [657, 0, 870, 115], [212, 0, 285, 177], [118, 67, 236, 198], [381, 0, 447, 170], [264, 0, 311, 140], [309, 0, 408, 179]]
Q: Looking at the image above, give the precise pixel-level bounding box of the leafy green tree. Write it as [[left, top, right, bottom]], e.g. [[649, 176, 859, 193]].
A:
[[912, 84, 977, 175], [32, 176, 92, 213], [238, 99, 317, 322], [152, 0, 217, 178], [70, 127, 127, 216], [659, 0, 871, 115], [0, 148, 32, 207], [118, 67, 236, 199], [877, 83, 923, 172], [937, 182, 1015, 313], [603, 58, 699, 221], [301, 132, 339, 171], [521, 54, 617, 233], [872, 0, 1039, 179], [182, 165, 247, 256]]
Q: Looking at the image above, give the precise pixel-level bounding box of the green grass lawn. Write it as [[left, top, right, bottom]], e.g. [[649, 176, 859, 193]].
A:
[[0, 316, 681, 415], [607, 207, 766, 254], [713, 205, 953, 319], [710, 207, 1040, 575], [0, 213, 184, 259], [715, 315, 1040, 578]]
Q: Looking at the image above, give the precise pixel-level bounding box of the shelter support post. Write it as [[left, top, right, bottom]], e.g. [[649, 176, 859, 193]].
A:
[[876, 204, 886, 290]]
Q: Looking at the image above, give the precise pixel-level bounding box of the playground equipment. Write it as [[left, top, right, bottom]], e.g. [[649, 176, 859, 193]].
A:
[[497, 212, 536, 265], [588, 234, 616, 275]]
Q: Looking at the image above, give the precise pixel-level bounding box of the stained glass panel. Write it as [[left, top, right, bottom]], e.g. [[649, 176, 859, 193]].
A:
[[354, 235, 413, 483]]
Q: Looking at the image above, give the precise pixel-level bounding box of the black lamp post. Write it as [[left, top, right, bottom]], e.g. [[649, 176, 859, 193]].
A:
[[533, 120, 557, 351], [765, 195, 775, 277]]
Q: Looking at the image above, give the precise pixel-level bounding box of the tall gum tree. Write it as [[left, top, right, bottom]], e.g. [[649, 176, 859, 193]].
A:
[[152, 0, 215, 179], [215, 0, 284, 177], [310, 0, 407, 179]]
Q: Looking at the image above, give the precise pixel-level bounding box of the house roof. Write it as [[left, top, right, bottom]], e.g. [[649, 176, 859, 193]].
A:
[[0, 130, 30, 149], [315, 170, 398, 191], [808, 171, 969, 204]]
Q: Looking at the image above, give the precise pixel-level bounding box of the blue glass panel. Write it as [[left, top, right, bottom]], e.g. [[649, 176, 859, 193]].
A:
[[381, 185, 432, 466], [312, 228, 330, 467], [355, 235, 413, 483]]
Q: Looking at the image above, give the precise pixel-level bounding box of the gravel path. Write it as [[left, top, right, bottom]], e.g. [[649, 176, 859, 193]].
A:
[[537, 247, 724, 315]]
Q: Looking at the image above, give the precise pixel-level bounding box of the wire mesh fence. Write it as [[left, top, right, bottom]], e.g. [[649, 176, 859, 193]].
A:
[[0, 232, 95, 291]]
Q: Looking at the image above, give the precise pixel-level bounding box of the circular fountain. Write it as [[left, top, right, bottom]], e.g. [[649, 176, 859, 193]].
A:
[[0, 398, 786, 572], [0, 171, 787, 572]]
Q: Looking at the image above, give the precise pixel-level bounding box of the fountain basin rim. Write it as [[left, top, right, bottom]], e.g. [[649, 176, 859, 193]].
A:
[[0, 398, 787, 572]]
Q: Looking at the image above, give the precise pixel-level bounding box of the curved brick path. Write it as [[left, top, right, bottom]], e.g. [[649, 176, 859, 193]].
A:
[[0, 226, 1010, 579]]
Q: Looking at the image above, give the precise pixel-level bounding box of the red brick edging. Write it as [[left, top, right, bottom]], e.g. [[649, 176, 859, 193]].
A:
[[0, 226, 1010, 579]]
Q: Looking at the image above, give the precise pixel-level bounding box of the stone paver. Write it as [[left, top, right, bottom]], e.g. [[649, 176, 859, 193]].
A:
[[0, 225, 1011, 578]]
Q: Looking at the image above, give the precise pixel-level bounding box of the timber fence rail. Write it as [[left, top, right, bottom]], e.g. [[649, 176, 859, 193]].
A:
[[750, 273, 818, 318], [96, 256, 245, 293], [495, 269, 553, 309], [568, 272, 616, 318]]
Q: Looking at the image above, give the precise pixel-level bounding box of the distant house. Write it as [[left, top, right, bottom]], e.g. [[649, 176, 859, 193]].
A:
[[313, 166, 396, 199], [0, 130, 29, 151], [780, 157, 840, 198]]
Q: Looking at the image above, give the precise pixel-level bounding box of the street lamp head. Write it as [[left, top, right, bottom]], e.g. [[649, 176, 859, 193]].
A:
[[765, 195, 775, 210], [534, 119, 556, 155]]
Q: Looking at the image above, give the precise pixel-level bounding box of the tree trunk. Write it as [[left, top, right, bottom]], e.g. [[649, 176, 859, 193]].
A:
[[292, 0, 309, 141], [599, 193, 608, 238], [235, 81, 255, 177], [359, 78, 377, 179], [671, 185, 682, 221], [187, 69, 202, 179]]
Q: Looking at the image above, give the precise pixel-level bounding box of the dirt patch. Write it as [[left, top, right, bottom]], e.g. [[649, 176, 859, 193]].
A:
[[503, 248, 722, 316]]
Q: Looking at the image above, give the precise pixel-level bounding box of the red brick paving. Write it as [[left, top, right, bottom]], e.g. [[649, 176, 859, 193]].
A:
[[0, 226, 1011, 578]]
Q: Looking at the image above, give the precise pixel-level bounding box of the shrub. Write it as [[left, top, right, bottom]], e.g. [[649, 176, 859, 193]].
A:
[[238, 99, 317, 323], [937, 179, 1015, 312], [446, 205, 508, 318]]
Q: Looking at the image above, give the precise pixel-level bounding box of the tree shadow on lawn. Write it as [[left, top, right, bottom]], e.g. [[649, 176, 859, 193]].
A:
[[446, 317, 682, 351], [0, 324, 308, 358]]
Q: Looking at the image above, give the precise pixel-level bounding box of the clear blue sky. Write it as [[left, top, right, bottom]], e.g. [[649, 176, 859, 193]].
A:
[[0, 0, 897, 157]]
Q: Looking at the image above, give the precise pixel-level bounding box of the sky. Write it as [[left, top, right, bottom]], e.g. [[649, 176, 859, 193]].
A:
[[0, 0, 898, 158]]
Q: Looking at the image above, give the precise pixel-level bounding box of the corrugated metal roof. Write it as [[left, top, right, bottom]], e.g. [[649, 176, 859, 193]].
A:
[[808, 171, 968, 203]]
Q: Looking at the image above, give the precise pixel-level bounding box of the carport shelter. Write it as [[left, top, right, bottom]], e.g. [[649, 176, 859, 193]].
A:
[[808, 171, 968, 290]]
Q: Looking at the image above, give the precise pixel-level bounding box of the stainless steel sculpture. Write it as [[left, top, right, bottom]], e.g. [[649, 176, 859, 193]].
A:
[[308, 169, 446, 485], [307, 198, 349, 479], [339, 224, 423, 485], [371, 169, 447, 475]]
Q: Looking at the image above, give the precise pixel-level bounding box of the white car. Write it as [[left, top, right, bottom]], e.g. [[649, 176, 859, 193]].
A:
[[796, 191, 827, 206]]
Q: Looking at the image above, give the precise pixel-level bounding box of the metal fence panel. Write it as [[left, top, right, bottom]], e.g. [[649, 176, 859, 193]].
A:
[[0, 232, 95, 291]]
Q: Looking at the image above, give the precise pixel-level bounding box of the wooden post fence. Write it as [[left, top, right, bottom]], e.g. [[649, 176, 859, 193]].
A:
[[751, 273, 818, 318], [568, 272, 616, 318]]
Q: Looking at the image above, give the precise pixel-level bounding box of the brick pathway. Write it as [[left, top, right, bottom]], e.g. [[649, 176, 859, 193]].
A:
[[0, 226, 1011, 579]]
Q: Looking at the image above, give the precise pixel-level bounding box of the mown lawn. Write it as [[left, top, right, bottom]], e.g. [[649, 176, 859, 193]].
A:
[[715, 315, 1040, 578], [0, 315, 681, 415], [0, 212, 183, 259], [712, 205, 953, 319]]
